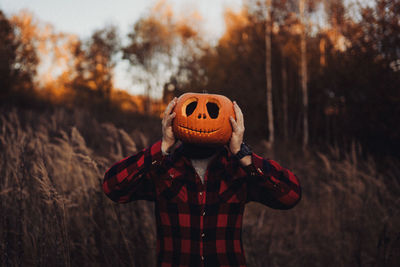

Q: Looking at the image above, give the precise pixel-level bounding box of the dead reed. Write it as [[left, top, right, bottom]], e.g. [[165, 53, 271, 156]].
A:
[[0, 107, 399, 266]]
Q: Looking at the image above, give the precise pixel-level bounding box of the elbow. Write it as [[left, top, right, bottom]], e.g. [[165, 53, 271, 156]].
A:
[[102, 171, 121, 203], [286, 195, 301, 210], [102, 171, 133, 204], [102, 177, 112, 198], [102, 175, 115, 202], [279, 186, 302, 210], [281, 172, 302, 209], [102, 182, 128, 203], [102, 168, 112, 194]]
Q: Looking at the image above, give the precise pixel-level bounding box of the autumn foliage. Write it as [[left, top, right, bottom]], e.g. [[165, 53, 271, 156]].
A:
[[0, 0, 400, 266]]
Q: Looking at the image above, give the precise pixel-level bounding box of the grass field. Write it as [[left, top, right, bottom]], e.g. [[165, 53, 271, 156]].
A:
[[1, 107, 399, 267]]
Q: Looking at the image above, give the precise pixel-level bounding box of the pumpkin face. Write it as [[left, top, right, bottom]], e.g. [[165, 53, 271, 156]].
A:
[[172, 93, 235, 145]]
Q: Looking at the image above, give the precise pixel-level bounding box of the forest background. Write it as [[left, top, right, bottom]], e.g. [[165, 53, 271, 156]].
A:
[[1, 0, 399, 266]]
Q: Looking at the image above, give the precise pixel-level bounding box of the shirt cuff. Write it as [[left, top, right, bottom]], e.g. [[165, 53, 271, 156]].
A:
[[240, 153, 266, 177]]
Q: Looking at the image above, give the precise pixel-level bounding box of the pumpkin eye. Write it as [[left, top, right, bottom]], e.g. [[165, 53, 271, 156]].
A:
[[206, 102, 219, 119], [185, 101, 197, 116]]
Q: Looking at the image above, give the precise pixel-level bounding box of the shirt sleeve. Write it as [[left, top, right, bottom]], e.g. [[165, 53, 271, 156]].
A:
[[102, 140, 165, 203], [242, 153, 301, 209]]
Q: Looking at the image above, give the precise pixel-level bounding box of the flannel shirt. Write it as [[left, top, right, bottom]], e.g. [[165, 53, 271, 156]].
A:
[[103, 140, 301, 267]]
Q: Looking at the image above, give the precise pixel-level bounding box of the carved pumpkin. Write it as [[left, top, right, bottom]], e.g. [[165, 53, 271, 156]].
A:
[[172, 93, 235, 145]]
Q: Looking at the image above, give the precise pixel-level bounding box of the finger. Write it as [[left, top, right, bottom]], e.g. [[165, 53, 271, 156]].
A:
[[164, 97, 177, 117], [229, 116, 239, 132], [233, 101, 244, 128], [164, 112, 176, 126], [165, 97, 177, 116]]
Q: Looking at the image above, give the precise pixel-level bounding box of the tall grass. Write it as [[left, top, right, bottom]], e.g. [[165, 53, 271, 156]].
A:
[[0, 108, 156, 266], [0, 107, 399, 266], [243, 144, 400, 267]]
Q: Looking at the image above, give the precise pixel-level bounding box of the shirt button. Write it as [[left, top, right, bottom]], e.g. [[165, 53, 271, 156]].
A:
[[152, 160, 157, 165], [201, 256, 204, 261], [199, 192, 203, 196], [202, 211, 206, 216], [201, 233, 205, 238]]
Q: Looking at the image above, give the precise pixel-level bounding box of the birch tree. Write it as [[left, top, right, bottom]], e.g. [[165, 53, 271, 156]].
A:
[[265, 0, 274, 145], [299, 0, 309, 148], [281, 54, 288, 141]]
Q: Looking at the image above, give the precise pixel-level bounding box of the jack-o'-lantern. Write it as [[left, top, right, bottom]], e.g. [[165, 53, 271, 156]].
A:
[[172, 93, 235, 145]]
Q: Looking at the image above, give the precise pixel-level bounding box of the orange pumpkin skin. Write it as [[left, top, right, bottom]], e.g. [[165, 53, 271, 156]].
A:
[[172, 93, 235, 145]]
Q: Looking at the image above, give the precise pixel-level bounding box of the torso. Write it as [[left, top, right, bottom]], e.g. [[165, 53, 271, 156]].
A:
[[154, 149, 248, 267]]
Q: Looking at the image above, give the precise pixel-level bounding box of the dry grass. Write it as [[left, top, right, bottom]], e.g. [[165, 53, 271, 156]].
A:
[[0, 108, 156, 267], [0, 107, 399, 266]]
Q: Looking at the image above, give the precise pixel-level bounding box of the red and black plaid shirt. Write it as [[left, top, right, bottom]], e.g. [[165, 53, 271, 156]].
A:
[[103, 140, 301, 267]]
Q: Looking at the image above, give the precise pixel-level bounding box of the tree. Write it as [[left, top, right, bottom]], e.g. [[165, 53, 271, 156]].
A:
[[10, 10, 40, 94], [0, 10, 39, 102], [0, 10, 17, 98], [194, 8, 269, 139], [123, 0, 204, 113], [68, 25, 120, 108], [281, 52, 288, 141], [265, 0, 274, 145], [87, 26, 120, 105], [334, 0, 400, 156], [123, 12, 174, 113], [299, 0, 309, 149]]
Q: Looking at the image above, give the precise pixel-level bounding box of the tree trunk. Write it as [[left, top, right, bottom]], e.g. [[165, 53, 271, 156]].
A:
[[320, 37, 326, 69], [281, 55, 288, 142], [145, 85, 152, 114], [300, 0, 309, 149], [265, 0, 274, 145]]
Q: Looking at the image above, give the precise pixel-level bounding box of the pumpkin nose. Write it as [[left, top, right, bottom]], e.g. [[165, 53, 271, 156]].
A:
[[197, 113, 206, 119]]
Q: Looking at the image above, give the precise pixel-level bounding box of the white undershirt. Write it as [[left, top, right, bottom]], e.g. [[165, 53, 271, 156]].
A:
[[162, 147, 214, 184], [190, 157, 214, 184]]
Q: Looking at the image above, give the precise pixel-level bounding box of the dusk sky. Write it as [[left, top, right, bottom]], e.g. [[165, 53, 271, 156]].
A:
[[1, 0, 242, 95]]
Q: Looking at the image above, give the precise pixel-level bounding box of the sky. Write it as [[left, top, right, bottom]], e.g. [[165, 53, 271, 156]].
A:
[[1, 0, 242, 96]]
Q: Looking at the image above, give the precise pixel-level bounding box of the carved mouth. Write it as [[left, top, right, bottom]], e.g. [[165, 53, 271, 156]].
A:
[[178, 125, 219, 134]]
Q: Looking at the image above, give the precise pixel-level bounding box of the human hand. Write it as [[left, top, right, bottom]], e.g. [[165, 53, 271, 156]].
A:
[[229, 101, 244, 154], [161, 97, 177, 153], [229, 101, 252, 166]]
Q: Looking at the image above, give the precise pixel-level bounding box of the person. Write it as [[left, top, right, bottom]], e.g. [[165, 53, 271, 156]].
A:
[[103, 96, 301, 267]]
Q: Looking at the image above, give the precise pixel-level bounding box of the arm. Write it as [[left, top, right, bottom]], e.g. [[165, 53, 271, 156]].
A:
[[103, 97, 178, 203], [243, 154, 301, 209], [229, 101, 301, 209], [103, 140, 164, 203]]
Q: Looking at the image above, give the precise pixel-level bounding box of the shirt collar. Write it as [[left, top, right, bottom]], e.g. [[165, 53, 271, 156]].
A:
[[167, 144, 243, 182]]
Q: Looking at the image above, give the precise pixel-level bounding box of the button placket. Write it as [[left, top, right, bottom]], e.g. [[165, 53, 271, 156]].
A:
[[199, 171, 208, 266], [199, 185, 206, 265]]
